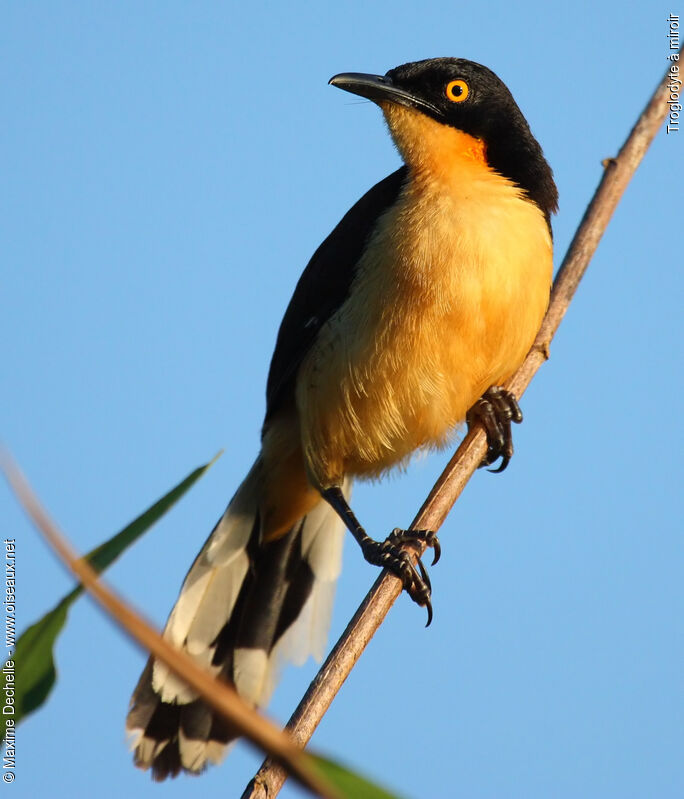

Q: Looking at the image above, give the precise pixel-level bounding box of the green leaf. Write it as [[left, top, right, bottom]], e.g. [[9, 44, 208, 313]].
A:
[[311, 755, 406, 799], [3, 454, 220, 738], [6, 594, 70, 725]]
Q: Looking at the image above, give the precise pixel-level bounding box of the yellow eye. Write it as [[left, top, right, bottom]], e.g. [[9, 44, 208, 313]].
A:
[[445, 79, 469, 103]]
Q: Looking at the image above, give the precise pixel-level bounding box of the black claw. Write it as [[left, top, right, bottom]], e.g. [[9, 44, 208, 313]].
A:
[[468, 386, 522, 472], [389, 528, 440, 574], [323, 486, 439, 625], [415, 555, 431, 593], [359, 527, 440, 622], [424, 598, 433, 627], [411, 529, 440, 562], [487, 454, 510, 473]]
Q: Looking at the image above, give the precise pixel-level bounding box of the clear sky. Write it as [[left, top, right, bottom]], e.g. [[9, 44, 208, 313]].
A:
[[3, 2, 682, 798]]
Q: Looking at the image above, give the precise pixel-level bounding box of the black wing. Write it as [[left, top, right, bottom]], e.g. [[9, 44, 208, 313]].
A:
[[264, 166, 407, 425]]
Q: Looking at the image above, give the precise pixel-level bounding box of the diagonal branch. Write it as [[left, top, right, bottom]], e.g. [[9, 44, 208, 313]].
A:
[[242, 53, 678, 799], [0, 456, 338, 799]]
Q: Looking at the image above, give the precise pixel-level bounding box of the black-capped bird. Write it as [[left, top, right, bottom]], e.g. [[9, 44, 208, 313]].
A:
[[127, 57, 557, 779]]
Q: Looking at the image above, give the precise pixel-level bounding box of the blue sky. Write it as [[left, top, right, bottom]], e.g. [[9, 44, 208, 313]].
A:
[[3, 2, 682, 798]]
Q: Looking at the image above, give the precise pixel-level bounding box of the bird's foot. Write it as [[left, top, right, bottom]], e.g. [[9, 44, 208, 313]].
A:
[[361, 528, 440, 626], [467, 386, 523, 473]]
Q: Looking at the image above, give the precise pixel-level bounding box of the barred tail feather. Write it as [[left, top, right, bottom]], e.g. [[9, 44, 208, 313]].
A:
[[126, 461, 350, 780]]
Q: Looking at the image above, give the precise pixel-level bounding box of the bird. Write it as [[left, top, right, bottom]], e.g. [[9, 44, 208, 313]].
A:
[[126, 57, 558, 780]]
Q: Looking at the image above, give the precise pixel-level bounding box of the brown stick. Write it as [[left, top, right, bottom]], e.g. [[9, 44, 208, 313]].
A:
[[242, 54, 677, 799], [0, 457, 339, 799]]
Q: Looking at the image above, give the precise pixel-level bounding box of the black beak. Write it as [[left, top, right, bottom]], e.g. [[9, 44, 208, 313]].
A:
[[329, 72, 441, 117]]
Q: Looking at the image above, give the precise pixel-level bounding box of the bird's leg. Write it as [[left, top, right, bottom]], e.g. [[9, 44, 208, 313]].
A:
[[466, 385, 523, 473], [321, 486, 440, 626]]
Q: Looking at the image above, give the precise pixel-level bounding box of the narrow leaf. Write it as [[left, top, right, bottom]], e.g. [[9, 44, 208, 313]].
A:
[[4, 454, 339, 799], [7, 594, 70, 723], [4, 454, 220, 735], [311, 755, 406, 799], [84, 451, 222, 575]]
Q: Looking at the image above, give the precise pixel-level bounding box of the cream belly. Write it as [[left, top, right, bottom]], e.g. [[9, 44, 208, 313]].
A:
[[297, 169, 553, 490]]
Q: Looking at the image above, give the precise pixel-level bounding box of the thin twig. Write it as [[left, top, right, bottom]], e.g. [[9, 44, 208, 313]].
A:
[[0, 456, 339, 799], [242, 54, 677, 799]]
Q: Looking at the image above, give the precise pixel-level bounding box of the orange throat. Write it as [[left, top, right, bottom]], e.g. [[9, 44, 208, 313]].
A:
[[381, 102, 489, 180]]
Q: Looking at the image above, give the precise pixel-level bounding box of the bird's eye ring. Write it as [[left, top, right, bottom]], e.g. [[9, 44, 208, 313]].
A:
[[446, 79, 469, 103]]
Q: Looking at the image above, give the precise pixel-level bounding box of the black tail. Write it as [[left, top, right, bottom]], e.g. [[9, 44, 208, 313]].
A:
[[126, 462, 348, 779]]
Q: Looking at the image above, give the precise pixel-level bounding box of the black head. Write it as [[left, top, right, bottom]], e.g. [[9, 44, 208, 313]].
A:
[[330, 58, 558, 226]]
